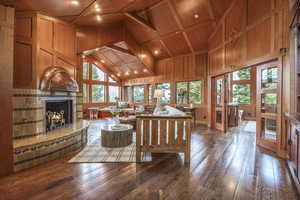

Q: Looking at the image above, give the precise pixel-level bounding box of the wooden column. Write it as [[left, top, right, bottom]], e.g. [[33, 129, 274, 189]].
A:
[[0, 5, 14, 176]]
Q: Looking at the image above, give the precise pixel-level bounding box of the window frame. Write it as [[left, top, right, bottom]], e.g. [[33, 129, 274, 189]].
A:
[[175, 80, 203, 105], [230, 68, 253, 105], [82, 59, 120, 104]]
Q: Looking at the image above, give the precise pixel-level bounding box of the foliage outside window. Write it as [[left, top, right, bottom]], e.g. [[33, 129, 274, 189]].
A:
[[92, 64, 105, 81], [157, 83, 171, 104], [189, 81, 202, 104], [83, 83, 89, 103], [176, 82, 188, 104], [92, 85, 105, 103], [109, 86, 120, 102], [176, 81, 202, 104], [232, 68, 251, 81], [133, 85, 144, 103], [83, 62, 89, 80], [262, 67, 278, 89], [232, 84, 251, 104]]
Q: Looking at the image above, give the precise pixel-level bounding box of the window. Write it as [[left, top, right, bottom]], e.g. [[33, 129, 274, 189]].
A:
[[176, 82, 188, 104], [92, 64, 105, 81], [108, 76, 116, 83], [232, 84, 251, 104], [232, 68, 251, 80], [124, 86, 129, 102], [176, 81, 202, 104], [157, 83, 170, 104], [148, 84, 153, 103], [83, 83, 89, 103], [82, 60, 119, 104], [83, 62, 89, 80], [92, 85, 105, 103], [109, 86, 120, 102], [133, 85, 144, 103], [189, 81, 202, 104], [262, 67, 278, 89]]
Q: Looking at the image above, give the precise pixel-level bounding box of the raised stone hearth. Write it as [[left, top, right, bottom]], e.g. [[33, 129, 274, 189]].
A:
[[12, 89, 87, 172]]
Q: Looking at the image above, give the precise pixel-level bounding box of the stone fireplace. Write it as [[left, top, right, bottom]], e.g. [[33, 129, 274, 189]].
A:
[[45, 99, 73, 132]]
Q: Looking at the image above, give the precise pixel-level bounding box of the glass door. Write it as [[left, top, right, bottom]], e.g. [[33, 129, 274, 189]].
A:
[[256, 61, 282, 152], [213, 75, 227, 132]]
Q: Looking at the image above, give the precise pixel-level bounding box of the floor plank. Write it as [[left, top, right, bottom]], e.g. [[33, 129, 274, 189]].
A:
[[0, 120, 299, 200]]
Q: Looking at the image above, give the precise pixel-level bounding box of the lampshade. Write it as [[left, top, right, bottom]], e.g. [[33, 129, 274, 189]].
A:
[[154, 89, 164, 98]]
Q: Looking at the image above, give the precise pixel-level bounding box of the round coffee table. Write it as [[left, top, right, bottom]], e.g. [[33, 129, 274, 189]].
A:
[[101, 124, 133, 148]]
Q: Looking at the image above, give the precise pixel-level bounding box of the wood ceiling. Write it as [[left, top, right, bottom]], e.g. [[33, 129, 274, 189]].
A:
[[15, 0, 233, 59], [87, 41, 153, 80]]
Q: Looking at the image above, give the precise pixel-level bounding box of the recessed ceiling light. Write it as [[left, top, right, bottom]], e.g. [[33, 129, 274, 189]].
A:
[[95, 7, 101, 12], [96, 15, 102, 22], [154, 50, 159, 55], [134, 70, 138, 74], [70, 0, 79, 6], [194, 14, 199, 19], [140, 54, 146, 59], [125, 71, 129, 76], [117, 73, 121, 77], [101, 60, 105, 63], [81, 55, 86, 58], [95, 48, 99, 51], [143, 69, 148, 73], [95, 62, 99, 65]]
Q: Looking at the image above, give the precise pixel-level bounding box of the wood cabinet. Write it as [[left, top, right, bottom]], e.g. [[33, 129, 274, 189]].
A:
[[285, 113, 300, 193]]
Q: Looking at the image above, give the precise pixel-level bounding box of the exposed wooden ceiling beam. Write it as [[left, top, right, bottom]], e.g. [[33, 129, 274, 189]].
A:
[[71, 0, 97, 24], [106, 44, 136, 56], [207, 0, 217, 29], [159, 39, 172, 57], [166, 0, 194, 53], [124, 12, 157, 32]]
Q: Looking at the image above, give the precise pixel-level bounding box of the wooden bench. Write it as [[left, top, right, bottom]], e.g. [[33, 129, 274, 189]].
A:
[[136, 115, 192, 164]]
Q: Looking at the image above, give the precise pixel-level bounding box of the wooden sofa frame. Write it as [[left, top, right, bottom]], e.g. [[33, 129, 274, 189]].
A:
[[136, 115, 192, 164]]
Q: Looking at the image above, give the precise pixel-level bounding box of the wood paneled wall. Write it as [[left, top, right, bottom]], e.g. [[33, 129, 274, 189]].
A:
[[0, 5, 14, 176], [14, 12, 77, 89], [123, 53, 208, 123], [208, 0, 289, 76]]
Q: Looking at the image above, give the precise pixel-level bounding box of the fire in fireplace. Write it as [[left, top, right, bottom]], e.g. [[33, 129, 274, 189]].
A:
[[45, 100, 73, 132]]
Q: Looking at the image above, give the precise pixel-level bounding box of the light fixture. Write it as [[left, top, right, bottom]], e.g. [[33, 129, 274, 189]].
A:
[[154, 50, 159, 55], [134, 70, 138, 74], [194, 14, 199, 19], [117, 73, 121, 77], [125, 71, 130, 76], [95, 62, 99, 65], [96, 15, 102, 22], [70, 0, 79, 6], [95, 48, 99, 51], [143, 69, 148, 73], [101, 60, 105, 63], [95, 7, 101, 12], [81, 55, 86, 58], [140, 54, 146, 59]]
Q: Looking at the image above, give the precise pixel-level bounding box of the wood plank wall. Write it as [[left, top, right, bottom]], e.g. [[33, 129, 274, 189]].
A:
[[0, 5, 14, 176], [208, 0, 289, 76], [14, 12, 77, 89], [123, 53, 208, 123]]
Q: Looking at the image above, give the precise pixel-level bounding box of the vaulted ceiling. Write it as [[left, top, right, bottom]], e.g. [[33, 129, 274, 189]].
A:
[[15, 0, 234, 59]]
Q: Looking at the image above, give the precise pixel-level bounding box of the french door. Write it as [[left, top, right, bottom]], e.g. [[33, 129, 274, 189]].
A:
[[212, 75, 228, 132], [256, 60, 282, 152]]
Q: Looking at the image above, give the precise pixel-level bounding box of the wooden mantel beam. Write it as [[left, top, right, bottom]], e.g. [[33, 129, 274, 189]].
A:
[[124, 12, 157, 32]]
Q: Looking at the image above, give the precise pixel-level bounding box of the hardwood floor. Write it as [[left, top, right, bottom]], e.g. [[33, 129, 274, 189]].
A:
[[0, 121, 299, 200]]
